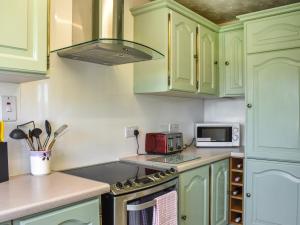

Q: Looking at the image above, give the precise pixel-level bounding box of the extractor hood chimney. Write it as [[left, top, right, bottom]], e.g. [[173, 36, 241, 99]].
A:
[[51, 0, 163, 66]]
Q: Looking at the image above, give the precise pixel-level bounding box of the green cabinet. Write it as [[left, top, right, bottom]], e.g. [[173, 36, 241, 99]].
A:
[[13, 199, 100, 225], [170, 11, 197, 92], [179, 159, 229, 225], [219, 27, 244, 97], [245, 159, 300, 225], [246, 48, 300, 162], [211, 159, 229, 225], [1, 222, 11, 225], [0, 0, 48, 74], [179, 165, 210, 225], [131, 0, 219, 97], [245, 11, 300, 54], [199, 26, 218, 95]]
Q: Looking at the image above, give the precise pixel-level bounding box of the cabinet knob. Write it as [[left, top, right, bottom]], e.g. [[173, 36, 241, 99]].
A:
[[246, 193, 251, 198], [225, 61, 230, 66], [181, 215, 187, 220], [214, 61, 218, 65], [247, 103, 253, 108]]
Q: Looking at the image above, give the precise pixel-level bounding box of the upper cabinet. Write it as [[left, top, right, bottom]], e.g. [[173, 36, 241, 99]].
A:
[[0, 0, 48, 75], [199, 26, 218, 95], [170, 11, 198, 92], [244, 11, 300, 54], [131, 0, 219, 97], [219, 26, 244, 97]]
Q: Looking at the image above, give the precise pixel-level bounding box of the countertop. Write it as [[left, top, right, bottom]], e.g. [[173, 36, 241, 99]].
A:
[[121, 147, 244, 172], [0, 172, 110, 223]]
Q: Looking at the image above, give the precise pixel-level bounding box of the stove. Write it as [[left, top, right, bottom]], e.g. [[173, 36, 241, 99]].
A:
[[63, 161, 177, 195]]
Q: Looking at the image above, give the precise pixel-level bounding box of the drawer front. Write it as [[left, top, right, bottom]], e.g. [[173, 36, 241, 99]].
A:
[[246, 11, 300, 53], [13, 199, 100, 225]]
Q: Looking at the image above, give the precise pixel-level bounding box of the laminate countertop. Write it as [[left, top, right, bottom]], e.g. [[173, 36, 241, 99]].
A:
[[0, 172, 110, 223], [121, 147, 244, 172]]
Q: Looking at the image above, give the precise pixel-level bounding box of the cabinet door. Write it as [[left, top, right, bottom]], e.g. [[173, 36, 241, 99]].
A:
[[13, 199, 100, 225], [246, 11, 300, 54], [179, 165, 209, 225], [246, 48, 300, 162], [0, 0, 47, 73], [1, 223, 11, 225], [245, 159, 300, 225], [219, 29, 244, 97], [211, 159, 229, 225], [170, 11, 197, 92], [198, 26, 218, 95]]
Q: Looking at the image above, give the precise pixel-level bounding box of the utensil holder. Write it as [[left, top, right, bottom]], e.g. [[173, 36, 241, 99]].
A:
[[0, 142, 9, 183], [30, 150, 51, 176]]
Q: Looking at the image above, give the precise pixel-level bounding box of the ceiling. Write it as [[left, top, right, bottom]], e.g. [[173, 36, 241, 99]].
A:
[[174, 0, 299, 24]]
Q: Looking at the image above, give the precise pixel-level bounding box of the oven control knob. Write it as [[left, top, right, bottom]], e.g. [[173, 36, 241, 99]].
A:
[[134, 178, 140, 184], [154, 173, 161, 179], [165, 170, 171, 174], [116, 182, 123, 189], [170, 168, 176, 173], [233, 135, 239, 141], [160, 172, 166, 177], [124, 180, 133, 187]]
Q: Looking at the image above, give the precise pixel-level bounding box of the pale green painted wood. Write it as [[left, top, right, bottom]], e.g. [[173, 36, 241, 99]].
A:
[[245, 159, 300, 225], [179, 165, 209, 225], [1, 222, 11, 225], [246, 48, 300, 162], [13, 199, 100, 225], [170, 11, 197, 92], [211, 159, 229, 225], [198, 26, 218, 95], [133, 8, 169, 93], [219, 28, 244, 97], [0, 0, 47, 74], [245, 11, 300, 54]]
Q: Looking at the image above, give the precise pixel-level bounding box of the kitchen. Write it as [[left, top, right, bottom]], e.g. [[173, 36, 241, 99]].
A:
[[0, 0, 299, 225]]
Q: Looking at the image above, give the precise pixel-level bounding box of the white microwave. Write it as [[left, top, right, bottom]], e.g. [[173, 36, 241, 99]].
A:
[[195, 123, 240, 147]]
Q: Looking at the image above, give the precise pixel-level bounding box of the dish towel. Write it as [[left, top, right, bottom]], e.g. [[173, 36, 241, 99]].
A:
[[152, 191, 178, 225]]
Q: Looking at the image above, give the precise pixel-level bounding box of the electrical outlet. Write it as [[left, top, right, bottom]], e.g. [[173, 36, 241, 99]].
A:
[[0, 96, 17, 121], [125, 126, 139, 138], [169, 123, 180, 132]]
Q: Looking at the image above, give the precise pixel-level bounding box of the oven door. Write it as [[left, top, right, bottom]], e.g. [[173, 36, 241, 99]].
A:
[[102, 178, 178, 225], [196, 125, 233, 146]]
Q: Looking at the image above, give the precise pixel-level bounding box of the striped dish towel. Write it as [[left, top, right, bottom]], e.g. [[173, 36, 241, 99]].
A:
[[152, 191, 178, 225]]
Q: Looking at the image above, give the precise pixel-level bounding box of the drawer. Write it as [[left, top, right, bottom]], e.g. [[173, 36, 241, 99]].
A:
[[13, 199, 100, 225], [246, 11, 300, 53]]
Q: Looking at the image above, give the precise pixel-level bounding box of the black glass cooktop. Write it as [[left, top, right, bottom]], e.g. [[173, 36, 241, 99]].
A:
[[63, 161, 161, 185]]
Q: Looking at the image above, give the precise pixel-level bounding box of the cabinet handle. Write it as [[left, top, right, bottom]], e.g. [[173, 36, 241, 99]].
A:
[[58, 219, 91, 225], [246, 193, 251, 198], [225, 61, 230, 66], [247, 103, 252, 108], [181, 215, 187, 220]]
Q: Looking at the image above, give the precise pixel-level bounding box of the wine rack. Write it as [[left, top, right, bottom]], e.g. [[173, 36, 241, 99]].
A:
[[229, 157, 244, 225]]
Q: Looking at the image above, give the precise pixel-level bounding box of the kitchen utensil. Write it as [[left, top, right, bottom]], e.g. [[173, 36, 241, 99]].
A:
[[0, 121, 4, 142], [9, 128, 35, 150], [43, 120, 52, 148], [31, 128, 43, 150], [46, 124, 68, 151], [17, 121, 35, 129]]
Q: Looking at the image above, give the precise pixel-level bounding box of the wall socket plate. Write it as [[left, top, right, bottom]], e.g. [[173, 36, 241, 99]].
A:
[[0, 96, 17, 121], [125, 126, 139, 138], [169, 123, 180, 132]]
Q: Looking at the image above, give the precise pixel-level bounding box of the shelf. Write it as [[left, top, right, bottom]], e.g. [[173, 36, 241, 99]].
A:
[[231, 195, 243, 200], [231, 169, 243, 173], [231, 208, 243, 213], [232, 182, 243, 187]]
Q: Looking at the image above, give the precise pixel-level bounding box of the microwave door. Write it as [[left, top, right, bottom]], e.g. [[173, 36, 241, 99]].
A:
[[197, 127, 232, 142]]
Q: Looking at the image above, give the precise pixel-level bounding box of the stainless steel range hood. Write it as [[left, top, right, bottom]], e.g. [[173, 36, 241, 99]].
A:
[[51, 0, 163, 66]]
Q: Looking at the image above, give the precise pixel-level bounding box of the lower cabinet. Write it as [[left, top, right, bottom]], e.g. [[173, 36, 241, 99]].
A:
[[13, 199, 100, 225], [245, 159, 300, 225], [179, 159, 229, 225], [1, 222, 11, 225]]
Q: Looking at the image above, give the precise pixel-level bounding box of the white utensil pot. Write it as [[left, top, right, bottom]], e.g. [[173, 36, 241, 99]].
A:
[[30, 151, 51, 176]]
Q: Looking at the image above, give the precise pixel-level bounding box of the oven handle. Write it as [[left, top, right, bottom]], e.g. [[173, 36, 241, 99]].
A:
[[127, 200, 156, 211]]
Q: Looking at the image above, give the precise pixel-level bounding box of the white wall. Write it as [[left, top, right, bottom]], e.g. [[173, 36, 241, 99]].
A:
[[203, 98, 245, 145], [2, 0, 204, 176]]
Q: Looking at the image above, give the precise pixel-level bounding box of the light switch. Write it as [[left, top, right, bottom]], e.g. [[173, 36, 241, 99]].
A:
[[0, 96, 17, 121]]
